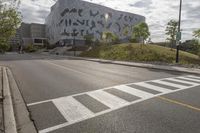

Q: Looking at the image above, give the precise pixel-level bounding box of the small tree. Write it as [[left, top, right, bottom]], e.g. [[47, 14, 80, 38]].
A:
[[84, 34, 94, 47], [0, 0, 21, 53], [132, 22, 150, 44], [165, 20, 178, 49], [102, 31, 119, 45], [193, 29, 200, 39], [123, 26, 130, 39]]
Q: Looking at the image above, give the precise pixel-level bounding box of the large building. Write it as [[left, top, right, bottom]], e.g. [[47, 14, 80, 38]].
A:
[[19, 23, 47, 46], [9, 23, 47, 49], [45, 0, 145, 45]]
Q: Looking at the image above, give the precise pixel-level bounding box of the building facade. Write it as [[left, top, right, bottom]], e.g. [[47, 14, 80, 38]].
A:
[[45, 0, 145, 45], [9, 23, 47, 49]]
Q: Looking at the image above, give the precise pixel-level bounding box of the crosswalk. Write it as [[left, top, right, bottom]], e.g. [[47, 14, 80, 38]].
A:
[[27, 75, 200, 133]]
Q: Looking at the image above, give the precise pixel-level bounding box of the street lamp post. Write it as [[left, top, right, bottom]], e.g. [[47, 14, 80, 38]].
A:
[[72, 29, 76, 56], [176, 0, 182, 63], [103, 13, 109, 41]]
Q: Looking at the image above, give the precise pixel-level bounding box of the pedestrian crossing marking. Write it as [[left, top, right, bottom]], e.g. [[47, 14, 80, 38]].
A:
[[178, 77, 200, 82], [152, 80, 188, 89], [165, 78, 199, 86], [114, 85, 154, 99], [135, 82, 171, 93], [53, 96, 94, 122], [87, 90, 128, 109], [187, 75, 200, 80], [26, 75, 200, 133]]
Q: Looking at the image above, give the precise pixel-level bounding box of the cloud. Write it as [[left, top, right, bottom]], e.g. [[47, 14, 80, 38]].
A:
[[19, 0, 200, 42]]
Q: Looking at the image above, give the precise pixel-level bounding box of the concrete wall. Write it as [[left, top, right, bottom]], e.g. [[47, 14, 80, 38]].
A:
[[45, 0, 145, 45]]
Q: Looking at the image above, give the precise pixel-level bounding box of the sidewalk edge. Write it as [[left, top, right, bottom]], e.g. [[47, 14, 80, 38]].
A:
[[72, 56, 200, 75], [2, 67, 17, 133], [6, 68, 37, 133]]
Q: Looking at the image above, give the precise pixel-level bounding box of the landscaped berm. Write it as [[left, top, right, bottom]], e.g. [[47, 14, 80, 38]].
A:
[[80, 43, 200, 66]]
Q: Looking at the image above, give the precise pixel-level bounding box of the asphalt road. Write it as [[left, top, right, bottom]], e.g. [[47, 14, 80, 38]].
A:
[[0, 53, 200, 133]]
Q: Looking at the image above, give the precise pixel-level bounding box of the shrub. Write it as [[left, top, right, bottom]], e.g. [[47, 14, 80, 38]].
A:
[[24, 44, 38, 53], [0, 42, 10, 53]]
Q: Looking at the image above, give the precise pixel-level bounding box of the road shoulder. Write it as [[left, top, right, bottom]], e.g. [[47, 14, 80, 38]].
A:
[[2, 67, 37, 133]]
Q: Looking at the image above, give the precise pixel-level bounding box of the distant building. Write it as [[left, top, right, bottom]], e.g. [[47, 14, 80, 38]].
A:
[[10, 0, 145, 48], [9, 23, 47, 49], [45, 0, 145, 45]]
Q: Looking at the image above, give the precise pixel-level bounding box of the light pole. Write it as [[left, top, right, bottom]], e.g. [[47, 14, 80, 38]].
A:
[[72, 29, 76, 56], [176, 0, 182, 63], [102, 13, 109, 41]]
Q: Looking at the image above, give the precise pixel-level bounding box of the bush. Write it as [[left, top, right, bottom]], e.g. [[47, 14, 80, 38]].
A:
[[0, 43, 10, 53], [80, 43, 200, 65], [129, 37, 139, 43], [24, 44, 38, 53]]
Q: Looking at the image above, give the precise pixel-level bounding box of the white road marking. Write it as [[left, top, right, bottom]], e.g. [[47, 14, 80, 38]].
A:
[[152, 80, 188, 89], [114, 85, 154, 99], [87, 90, 128, 109], [135, 82, 171, 93], [26, 75, 200, 133], [187, 75, 200, 80], [165, 78, 199, 86], [178, 77, 200, 82], [53, 96, 94, 122]]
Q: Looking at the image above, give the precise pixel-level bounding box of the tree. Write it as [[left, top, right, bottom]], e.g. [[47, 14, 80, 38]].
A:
[[165, 20, 178, 49], [84, 34, 94, 47], [123, 26, 130, 38], [0, 0, 21, 52], [102, 31, 119, 44], [132, 22, 150, 44], [180, 39, 200, 57], [193, 29, 200, 39]]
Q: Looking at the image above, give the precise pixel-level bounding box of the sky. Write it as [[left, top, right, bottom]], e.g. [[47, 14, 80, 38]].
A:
[[19, 0, 200, 42]]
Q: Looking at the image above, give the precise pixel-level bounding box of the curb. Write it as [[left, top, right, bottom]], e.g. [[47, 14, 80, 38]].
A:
[[0, 68, 4, 133], [35, 53, 200, 75], [68, 56, 200, 75], [2, 67, 17, 133], [1, 67, 37, 133], [6, 68, 37, 133]]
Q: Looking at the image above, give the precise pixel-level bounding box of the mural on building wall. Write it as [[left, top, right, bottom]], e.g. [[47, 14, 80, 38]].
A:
[[59, 8, 139, 37], [46, 0, 145, 44]]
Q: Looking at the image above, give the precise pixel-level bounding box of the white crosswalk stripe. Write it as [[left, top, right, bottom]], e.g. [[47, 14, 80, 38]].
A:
[[165, 78, 199, 86], [178, 77, 200, 82], [152, 80, 188, 89], [187, 75, 200, 80], [114, 85, 154, 99], [135, 82, 171, 93], [30, 75, 200, 133], [53, 96, 94, 122], [87, 90, 129, 109]]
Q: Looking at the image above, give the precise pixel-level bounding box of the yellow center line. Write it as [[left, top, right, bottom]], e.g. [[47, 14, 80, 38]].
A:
[[158, 96, 200, 112]]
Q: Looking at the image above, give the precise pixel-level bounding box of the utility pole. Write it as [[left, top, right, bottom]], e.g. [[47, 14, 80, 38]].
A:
[[176, 0, 182, 63], [72, 29, 76, 56]]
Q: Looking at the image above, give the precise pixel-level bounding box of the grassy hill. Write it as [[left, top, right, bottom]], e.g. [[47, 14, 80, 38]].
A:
[[80, 43, 200, 66]]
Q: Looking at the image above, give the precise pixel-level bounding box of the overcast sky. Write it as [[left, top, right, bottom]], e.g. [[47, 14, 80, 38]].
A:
[[19, 0, 200, 42]]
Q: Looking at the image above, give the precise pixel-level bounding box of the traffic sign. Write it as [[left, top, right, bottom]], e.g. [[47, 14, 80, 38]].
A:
[[176, 32, 182, 41]]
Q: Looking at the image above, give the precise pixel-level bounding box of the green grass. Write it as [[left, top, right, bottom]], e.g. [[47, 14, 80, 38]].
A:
[[80, 43, 200, 66]]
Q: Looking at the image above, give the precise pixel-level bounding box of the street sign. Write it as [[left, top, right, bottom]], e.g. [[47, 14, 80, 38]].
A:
[[176, 32, 182, 46], [176, 31, 182, 41]]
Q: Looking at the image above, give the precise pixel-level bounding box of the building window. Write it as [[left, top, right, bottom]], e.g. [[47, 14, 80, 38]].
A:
[[34, 39, 43, 43]]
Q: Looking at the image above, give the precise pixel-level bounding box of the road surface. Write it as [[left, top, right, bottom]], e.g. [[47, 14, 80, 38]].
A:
[[0, 53, 200, 133]]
